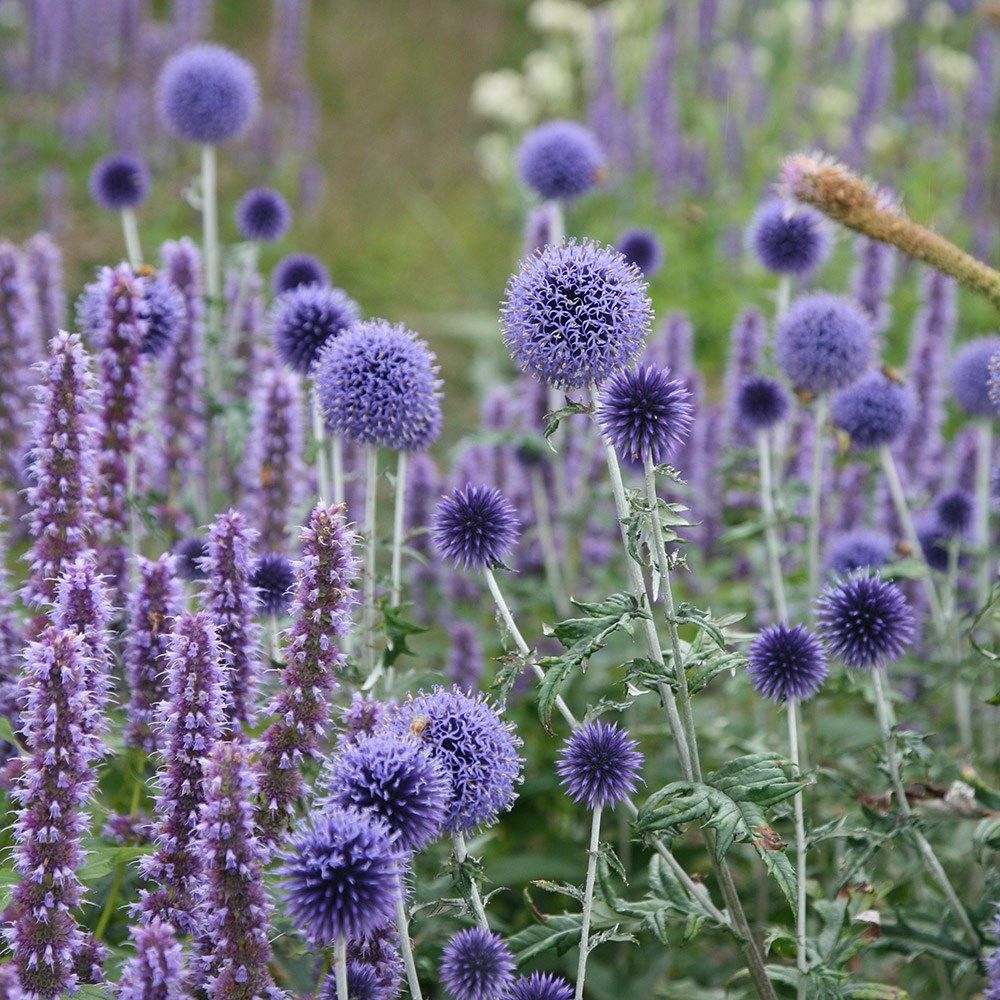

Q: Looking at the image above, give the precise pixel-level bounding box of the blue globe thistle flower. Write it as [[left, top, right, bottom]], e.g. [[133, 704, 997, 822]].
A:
[[439, 928, 515, 1000], [89, 153, 150, 211], [555, 720, 643, 810], [235, 187, 291, 242], [270, 283, 359, 376], [517, 120, 604, 201], [830, 371, 914, 449], [157, 43, 259, 144], [951, 336, 1000, 416], [507, 972, 574, 1000], [747, 198, 830, 276], [251, 552, 295, 617], [324, 733, 451, 853], [381, 686, 523, 834], [735, 375, 790, 432], [139, 272, 184, 358], [916, 520, 950, 572], [316, 320, 443, 450], [172, 536, 208, 581], [824, 530, 892, 576], [279, 807, 398, 946], [776, 293, 873, 395], [747, 623, 828, 703], [616, 228, 665, 277], [431, 484, 521, 571], [815, 573, 916, 670], [934, 489, 974, 537], [501, 239, 651, 389], [272, 252, 330, 294], [596, 363, 693, 464]]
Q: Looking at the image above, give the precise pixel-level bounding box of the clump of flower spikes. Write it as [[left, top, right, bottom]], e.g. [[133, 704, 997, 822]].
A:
[[256, 503, 357, 844]]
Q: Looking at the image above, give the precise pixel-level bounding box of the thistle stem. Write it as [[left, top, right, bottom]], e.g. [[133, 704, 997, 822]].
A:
[[330, 434, 345, 507], [787, 700, 808, 999], [310, 387, 331, 504], [394, 872, 423, 1000], [200, 144, 221, 394], [222, 242, 257, 365], [974, 419, 993, 607], [334, 938, 348, 1000], [390, 450, 408, 607], [870, 668, 980, 949], [775, 274, 791, 322], [452, 831, 490, 930], [806, 395, 828, 610], [757, 430, 789, 621], [363, 444, 379, 676], [529, 466, 570, 616], [574, 804, 603, 1000], [121, 208, 142, 270]]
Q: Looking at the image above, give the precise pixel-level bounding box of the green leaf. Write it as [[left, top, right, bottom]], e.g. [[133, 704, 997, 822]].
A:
[[79, 844, 152, 882], [543, 402, 591, 447], [507, 914, 585, 962], [0, 716, 23, 751], [379, 602, 427, 670]]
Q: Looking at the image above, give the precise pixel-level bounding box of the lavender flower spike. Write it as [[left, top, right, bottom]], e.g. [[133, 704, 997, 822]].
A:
[[23, 331, 100, 608], [118, 919, 186, 1000], [138, 612, 226, 934], [7, 628, 105, 998], [125, 555, 183, 753], [24, 233, 65, 351], [194, 743, 282, 999], [204, 509, 263, 728], [256, 504, 357, 844]]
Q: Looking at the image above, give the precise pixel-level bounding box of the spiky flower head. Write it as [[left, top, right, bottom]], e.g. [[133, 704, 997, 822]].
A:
[[382, 686, 522, 833], [432, 484, 521, 571], [270, 282, 359, 375], [172, 535, 209, 581], [251, 551, 296, 617], [117, 920, 186, 1000], [616, 228, 664, 277], [596, 363, 693, 464], [88, 153, 149, 211], [324, 733, 451, 853], [272, 252, 329, 295], [816, 573, 915, 670], [517, 120, 604, 201], [952, 336, 1000, 416], [824, 530, 891, 576], [556, 720, 643, 809], [934, 489, 974, 536], [235, 187, 291, 242], [501, 239, 651, 389], [735, 375, 790, 432], [507, 973, 574, 1000], [439, 928, 516, 1000], [830, 370, 914, 449], [157, 43, 259, 144], [279, 806, 398, 946], [747, 198, 830, 276], [747, 623, 828, 703], [316, 319, 443, 451]]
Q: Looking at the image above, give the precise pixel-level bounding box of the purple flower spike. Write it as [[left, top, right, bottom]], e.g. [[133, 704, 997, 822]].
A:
[[194, 743, 281, 998], [517, 120, 604, 201], [439, 927, 515, 1000], [138, 612, 226, 934], [8, 628, 104, 999], [125, 555, 183, 753], [235, 187, 291, 243], [24, 233, 66, 350], [204, 509, 263, 728], [88, 153, 150, 211], [243, 363, 305, 551], [747, 624, 828, 704], [432, 484, 521, 571], [556, 720, 643, 809], [118, 919, 186, 1000], [23, 331, 100, 608], [257, 504, 358, 844]]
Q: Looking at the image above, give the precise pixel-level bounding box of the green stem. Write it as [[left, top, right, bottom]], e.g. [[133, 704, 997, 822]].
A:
[[574, 805, 603, 1000], [757, 430, 789, 621], [394, 872, 423, 1000], [788, 700, 808, 999], [334, 938, 348, 1000], [362, 445, 379, 676], [390, 450, 408, 607], [806, 395, 828, 611], [121, 208, 142, 270], [452, 831, 489, 930]]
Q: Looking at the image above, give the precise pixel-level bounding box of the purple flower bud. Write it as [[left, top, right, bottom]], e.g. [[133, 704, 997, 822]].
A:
[[556, 720, 643, 809], [830, 371, 914, 450], [824, 530, 892, 577], [747, 624, 828, 703], [507, 972, 574, 1000], [933, 489, 975, 537], [270, 283, 358, 376], [271, 252, 329, 295], [172, 535, 209, 582], [339, 693, 389, 747], [439, 928, 515, 1000], [615, 228, 664, 277], [88, 153, 150, 211], [23, 233, 65, 352], [735, 376, 789, 432], [517, 120, 604, 201], [102, 813, 156, 846], [432, 484, 521, 572], [251, 552, 296, 618], [747, 199, 830, 277], [722, 307, 766, 443], [118, 919, 186, 1000], [235, 187, 291, 242]]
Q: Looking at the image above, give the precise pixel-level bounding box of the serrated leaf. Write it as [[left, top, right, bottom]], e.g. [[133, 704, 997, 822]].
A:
[[508, 914, 585, 962], [543, 402, 591, 446], [380, 602, 427, 669], [79, 844, 151, 881]]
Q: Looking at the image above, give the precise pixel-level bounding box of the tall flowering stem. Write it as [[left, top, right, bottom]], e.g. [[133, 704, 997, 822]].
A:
[[256, 503, 357, 845], [806, 396, 828, 609], [8, 627, 105, 998], [138, 611, 226, 934], [204, 509, 262, 728], [23, 331, 99, 608]]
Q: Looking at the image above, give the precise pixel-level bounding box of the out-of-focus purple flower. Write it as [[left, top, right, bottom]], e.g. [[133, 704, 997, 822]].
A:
[[523, 203, 558, 255], [851, 237, 896, 338], [157, 43, 259, 143], [339, 693, 390, 747], [952, 337, 1000, 416], [439, 928, 515, 1000], [735, 376, 789, 432], [824, 530, 892, 577], [831, 371, 914, 450], [137, 612, 226, 934], [172, 535, 209, 582], [251, 551, 296, 618], [139, 272, 184, 359], [227, 269, 266, 401], [747, 199, 830, 277], [432, 484, 521, 571], [847, 30, 893, 165], [507, 972, 574, 1000], [23, 233, 65, 351], [102, 813, 157, 847], [722, 307, 765, 443], [235, 187, 291, 242], [643, 15, 681, 202], [556, 720, 643, 809], [404, 451, 441, 617], [257, 504, 357, 843], [502, 240, 651, 389], [446, 619, 483, 692], [933, 490, 974, 537], [270, 282, 359, 376], [616, 228, 664, 277], [118, 920, 186, 1000], [0, 527, 22, 769], [747, 624, 828, 703], [517, 120, 604, 201], [88, 153, 150, 211], [272, 252, 329, 294], [125, 555, 183, 753], [989, 350, 1000, 414]]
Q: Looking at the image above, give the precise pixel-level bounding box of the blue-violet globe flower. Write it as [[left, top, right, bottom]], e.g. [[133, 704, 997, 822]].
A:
[[747, 623, 828, 703], [555, 720, 643, 810], [431, 484, 521, 571]]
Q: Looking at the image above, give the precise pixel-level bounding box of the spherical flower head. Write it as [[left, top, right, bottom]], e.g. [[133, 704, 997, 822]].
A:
[[251, 551, 296, 617], [139, 272, 184, 358], [934, 489, 974, 537], [951, 336, 1000, 416], [279, 807, 398, 946], [157, 43, 259, 143], [816, 573, 916, 670], [502, 239, 651, 389], [507, 972, 574, 1000], [172, 536, 209, 581], [272, 252, 329, 294], [747, 623, 828, 703], [747, 198, 830, 276], [431, 484, 521, 571], [89, 153, 150, 210], [236, 187, 291, 242], [736, 375, 790, 431], [381, 686, 523, 834], [324, 733, 451, 853], [439, 928, 515, 1000], [316, 320, 443, 450], [556, 720, 643, 809], [917, 520, 950, 573], [776, 293, 873, 395], [830, 370, 914, 449], [616, 228, 664, 277], [517, 120, 604, 201], [824, 530, 892, 576], [270, 283, 360, 375], [596, 363, 693, 464]]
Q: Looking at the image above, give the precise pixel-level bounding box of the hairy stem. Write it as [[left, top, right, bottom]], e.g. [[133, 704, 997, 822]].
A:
[[452, 832, 490, 930], [575, 805, 603, 1000]]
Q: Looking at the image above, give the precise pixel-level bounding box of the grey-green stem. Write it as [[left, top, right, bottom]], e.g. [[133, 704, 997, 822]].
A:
[[310, 387, 331, 504], [334, 937, 348, 1000], [574, 805, 603, 1000], [452, 831, 490, 930], [121, 208, 142, 270], [394, 873, 423, 1000], [787, 700, 808, 999], [390, 450, 408, 607], [362, 445, 379, 676], [529, 466, 570, 616], [806, 395, 828, 612]]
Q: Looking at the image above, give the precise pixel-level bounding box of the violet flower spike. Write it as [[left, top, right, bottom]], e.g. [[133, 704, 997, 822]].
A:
[[118, 919, 186, 1000], [23, 233, 65, 351]]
